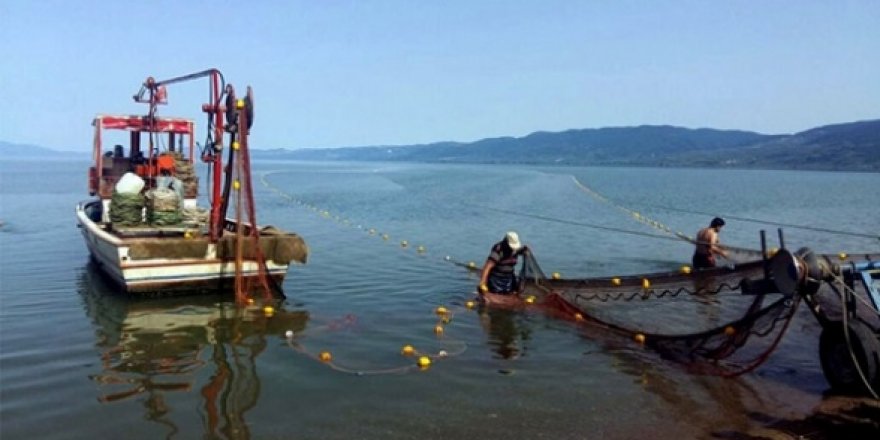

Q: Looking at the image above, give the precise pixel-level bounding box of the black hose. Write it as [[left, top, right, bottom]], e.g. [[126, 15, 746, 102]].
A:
[[218, 132, 237, 225]]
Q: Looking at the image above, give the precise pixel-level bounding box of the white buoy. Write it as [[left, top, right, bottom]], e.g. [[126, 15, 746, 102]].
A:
[[285, 330, 294, 339]]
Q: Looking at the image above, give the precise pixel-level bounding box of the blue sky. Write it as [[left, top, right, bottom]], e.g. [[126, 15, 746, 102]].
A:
[[1, 0, 878, 151]]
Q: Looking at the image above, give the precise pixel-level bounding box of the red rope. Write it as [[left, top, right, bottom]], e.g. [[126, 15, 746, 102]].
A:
[[235, 102, 274, 303]]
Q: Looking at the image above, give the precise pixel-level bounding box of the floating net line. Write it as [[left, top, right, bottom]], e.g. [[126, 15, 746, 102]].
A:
[[282, 308, 470, 375], [570, 176, 767, 262], [516, 252, 802, 377]]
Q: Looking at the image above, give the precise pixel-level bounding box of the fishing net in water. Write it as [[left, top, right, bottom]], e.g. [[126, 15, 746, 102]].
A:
[[517, 252, 801, 376]]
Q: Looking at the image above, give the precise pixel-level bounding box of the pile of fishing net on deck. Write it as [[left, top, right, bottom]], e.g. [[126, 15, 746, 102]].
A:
[[109, 191, 145, 226], [518, 253, 800, 376], [171, 152, 199, 197], [181, 206, 209, 224], [108, 171, 191, 228], [145, 187, 182, 225], [109, 172, 146, 226]]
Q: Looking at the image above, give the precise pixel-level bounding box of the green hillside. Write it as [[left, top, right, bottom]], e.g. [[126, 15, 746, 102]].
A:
[[6, 120, 878, 172], [272, 120, 879, 171]]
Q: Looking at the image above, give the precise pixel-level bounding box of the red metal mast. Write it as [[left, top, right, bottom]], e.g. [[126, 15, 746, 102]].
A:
[[134, 68, 229, 242]]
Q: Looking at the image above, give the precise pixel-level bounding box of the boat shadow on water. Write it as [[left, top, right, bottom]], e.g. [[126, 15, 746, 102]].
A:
[[76, 262, 309, 439]]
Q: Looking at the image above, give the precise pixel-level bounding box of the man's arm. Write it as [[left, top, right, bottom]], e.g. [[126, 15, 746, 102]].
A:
[[709, 232, 729, 258], [479, 259, 495, 293]]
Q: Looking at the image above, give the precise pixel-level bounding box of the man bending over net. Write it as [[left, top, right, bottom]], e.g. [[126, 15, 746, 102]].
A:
[[479, 231, 530, 295]]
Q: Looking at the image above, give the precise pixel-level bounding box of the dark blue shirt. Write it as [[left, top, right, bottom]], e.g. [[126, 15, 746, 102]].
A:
[[488, 241, 523, 277]]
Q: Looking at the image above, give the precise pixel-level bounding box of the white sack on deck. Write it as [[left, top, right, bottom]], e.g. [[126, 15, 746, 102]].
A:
[[115, 172, 145, 194]]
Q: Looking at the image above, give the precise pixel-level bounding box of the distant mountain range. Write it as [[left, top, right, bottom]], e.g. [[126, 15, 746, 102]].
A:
[[4, 119, 878, 171], [259, 119, 879, 172], [0, 141, 84, 159]]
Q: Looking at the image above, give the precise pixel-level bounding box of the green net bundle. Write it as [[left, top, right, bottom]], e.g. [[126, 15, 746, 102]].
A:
[[182, 206, 210, 224], [145, 188, 182, 226], [171, 152, 200, 197], [109, 191, 144, 226]]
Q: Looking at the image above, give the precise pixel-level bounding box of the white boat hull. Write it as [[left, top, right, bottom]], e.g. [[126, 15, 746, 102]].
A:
[[76, 201, 292, 293]]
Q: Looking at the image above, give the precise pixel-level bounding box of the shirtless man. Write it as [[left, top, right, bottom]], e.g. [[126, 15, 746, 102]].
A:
[[692, 217, 728, 269]]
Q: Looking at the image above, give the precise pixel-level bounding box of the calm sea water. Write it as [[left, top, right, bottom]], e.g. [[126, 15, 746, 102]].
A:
[[1, 159, 878, 439]]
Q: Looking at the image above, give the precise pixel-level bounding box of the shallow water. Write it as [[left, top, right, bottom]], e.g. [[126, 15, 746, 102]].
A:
[[1, 159, 878, 439]]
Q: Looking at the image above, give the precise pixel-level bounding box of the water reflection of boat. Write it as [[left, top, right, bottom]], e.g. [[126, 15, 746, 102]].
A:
[[78, 262, 308, 438]]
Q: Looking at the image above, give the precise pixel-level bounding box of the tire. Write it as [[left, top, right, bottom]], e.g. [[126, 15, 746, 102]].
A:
[[819, 319, 880, 395]]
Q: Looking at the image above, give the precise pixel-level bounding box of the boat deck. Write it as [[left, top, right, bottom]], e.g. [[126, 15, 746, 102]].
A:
[[110, 223, 207, 238]]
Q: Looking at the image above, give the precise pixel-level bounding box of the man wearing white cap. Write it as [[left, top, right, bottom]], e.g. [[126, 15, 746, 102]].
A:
[[479, 231, 529, 295]]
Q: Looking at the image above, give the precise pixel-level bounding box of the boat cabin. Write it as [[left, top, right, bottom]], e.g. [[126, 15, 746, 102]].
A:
[[89, 114, 197, 201]]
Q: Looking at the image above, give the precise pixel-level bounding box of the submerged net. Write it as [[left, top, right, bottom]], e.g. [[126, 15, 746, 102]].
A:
[[517, 252, 801, 376], [644, 295, 800, 376]]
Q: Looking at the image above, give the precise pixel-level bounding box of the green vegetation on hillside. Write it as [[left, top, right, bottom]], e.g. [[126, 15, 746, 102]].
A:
[[7, 120, 878, 172], [267, 119, 879, 172]]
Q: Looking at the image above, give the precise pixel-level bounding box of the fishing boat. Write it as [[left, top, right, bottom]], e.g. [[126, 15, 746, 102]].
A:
[[76, 69, 308, 295]]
